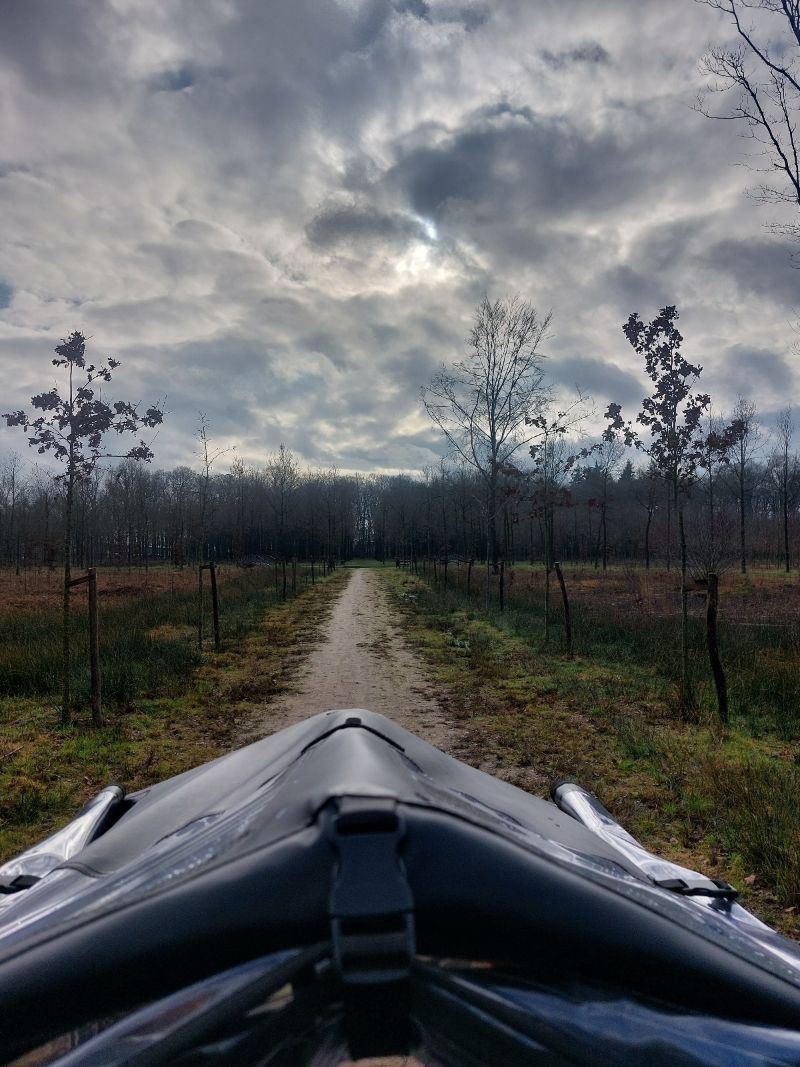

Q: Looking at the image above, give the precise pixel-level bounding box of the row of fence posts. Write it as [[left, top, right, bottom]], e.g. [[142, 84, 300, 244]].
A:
[[421, 558, 509, 611], [415, 557, 728, 715], [66, 557, 340, 725]]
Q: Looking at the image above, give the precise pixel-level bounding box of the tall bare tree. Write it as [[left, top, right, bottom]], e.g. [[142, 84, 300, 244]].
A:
[[422, 295, 551, 569], [772, 406, 796, 569], [697, 0, 800, 235], [727, 396, 762, 572]]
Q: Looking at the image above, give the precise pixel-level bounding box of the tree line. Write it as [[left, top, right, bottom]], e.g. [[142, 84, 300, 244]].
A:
[[1, 418, 797, 573]]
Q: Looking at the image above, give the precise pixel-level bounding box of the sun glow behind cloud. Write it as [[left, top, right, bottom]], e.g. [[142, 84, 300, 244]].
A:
[[0, 0, 795, 475]]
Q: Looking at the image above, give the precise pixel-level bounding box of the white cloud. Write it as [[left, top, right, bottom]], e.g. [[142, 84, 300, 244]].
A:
[[0, 0, 796, 475]]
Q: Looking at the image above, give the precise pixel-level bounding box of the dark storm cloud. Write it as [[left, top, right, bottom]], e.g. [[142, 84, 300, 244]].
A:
[[547, 354, 645, 410], [0, 0, 114, 96], [392, 0, 489, 29], [301, 331, 352, 370], [703, 238, 800, 308], [306, 205, 429, 249], [149, 68, 196, 93], [599, 266, 671, 318], [384, 99, 722, 265], [395, 0, 432, 20], [721, 345, 794, 397], [541, 42, 610, 69]]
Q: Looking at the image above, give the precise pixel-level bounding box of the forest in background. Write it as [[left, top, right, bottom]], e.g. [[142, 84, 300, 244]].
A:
[[0, 420, 797, 574]]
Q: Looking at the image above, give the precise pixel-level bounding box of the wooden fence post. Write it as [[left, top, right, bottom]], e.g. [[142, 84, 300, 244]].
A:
[[292, 558, 297, 596], [706, 572, 728, 724], [209, 561, 220, 651], [198, 564, 204, 650], [282, 558, 287, 600], [88, 568, 102, 726], [499, 560, 505, 612], [65, 569, 102, 724]]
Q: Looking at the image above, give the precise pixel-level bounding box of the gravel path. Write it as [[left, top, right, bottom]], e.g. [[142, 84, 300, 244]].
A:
[[243, 567, 459, 751]]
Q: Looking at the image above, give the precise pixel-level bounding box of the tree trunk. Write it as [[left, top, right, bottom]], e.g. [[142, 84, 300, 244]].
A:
[[644, 507, 652, 571], [88, 567, 102, 726], [706, 572, 728, 724], [488, 472, 499, 572], [197, 564, 204, 650], [554, 561, 572, 656], [209, 562, 220, 651], [665, 488, 672, 572], [62, 472, 74, 727], [678, 507, 694, 710], [739, 467, 747, 575], [784, 459, 791, 572]]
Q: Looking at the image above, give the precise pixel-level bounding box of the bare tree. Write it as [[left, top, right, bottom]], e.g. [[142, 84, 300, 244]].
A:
[[422, 295, 551, 570], [266, 443, 301, 560], [196, 413, 232, 563], [772, 406, 796, 569], [0, 452, 24, 573], [528, 392, 596, 644], [697, 0, 800, 235], [727, 396, 762, 572], [634, 463, 662, 570]]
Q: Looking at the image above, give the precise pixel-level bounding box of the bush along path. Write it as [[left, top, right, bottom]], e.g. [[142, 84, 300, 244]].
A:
[[0, 569, 349, 863], [382, 567, 800, 939]]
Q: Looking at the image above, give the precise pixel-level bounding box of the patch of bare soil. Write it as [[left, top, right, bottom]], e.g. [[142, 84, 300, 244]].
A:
[[241, 568, 461, 752]]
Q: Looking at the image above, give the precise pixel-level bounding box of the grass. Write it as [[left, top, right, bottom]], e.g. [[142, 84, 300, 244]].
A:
[[381, 567, 800, 936], [0, 568, 349, 864], [0, 564, 321, 710], [422, 561, 800, 737]]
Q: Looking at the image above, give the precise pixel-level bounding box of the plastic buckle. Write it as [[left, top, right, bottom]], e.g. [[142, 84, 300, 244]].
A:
[[0, 875, 40, 895], [327, 797, 416, 985], [655, 876, 738, 900]]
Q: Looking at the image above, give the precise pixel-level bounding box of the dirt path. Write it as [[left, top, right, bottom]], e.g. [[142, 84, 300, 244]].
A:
[[243, 568, 460, 751]]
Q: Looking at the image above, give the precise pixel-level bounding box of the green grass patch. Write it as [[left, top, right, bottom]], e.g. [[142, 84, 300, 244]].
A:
[[0, 565, 322, 711], [381, 568, 800, 936]]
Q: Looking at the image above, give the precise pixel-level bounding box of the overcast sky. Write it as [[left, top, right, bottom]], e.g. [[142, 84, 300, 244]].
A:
[[0, 0, 797, 476]]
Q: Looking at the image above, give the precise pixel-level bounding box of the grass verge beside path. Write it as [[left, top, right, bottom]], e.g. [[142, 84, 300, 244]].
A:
[[382, 568, 800, 938], [0, 570, 349, 863]]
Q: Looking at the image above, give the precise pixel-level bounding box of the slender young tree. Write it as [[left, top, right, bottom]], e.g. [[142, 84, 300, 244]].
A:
[[3, 332, 163, 726], [422, 295, 551, 570], [606, 307, 741, 714], [527, 391, 597, 644]]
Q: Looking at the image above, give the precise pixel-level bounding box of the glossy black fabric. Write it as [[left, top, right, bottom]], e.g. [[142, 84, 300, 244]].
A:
[[1, 710, 800, 1063]]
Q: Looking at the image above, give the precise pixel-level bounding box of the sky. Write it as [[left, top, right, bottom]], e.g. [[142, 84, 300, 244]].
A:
[[0, 0, 797, 476]]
